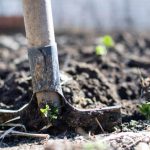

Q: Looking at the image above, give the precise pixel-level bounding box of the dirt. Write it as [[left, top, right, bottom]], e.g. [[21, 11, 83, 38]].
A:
[[0, 32, 150, 149]]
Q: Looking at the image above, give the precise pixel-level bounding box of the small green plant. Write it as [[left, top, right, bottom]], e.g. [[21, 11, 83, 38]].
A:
[[40, 104, 50, 117], [40, 104, 59, 121], [95, 35, 114, 56], [95, 45, 107, 56], [139, 102, 150, 120], [100, 35, 114, 48]]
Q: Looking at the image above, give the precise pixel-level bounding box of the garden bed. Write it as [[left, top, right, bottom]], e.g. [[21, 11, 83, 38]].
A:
[[0, 32, 150, 149]]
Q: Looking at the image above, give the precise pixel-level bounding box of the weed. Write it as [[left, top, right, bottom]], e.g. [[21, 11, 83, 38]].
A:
[[139, 102, 150, 120], [40, 104, 59, 121], [95, 45, 107, 56], [100, 35, 114, 48], [95, 35, 114, 56], [40, 104, 50, 117]]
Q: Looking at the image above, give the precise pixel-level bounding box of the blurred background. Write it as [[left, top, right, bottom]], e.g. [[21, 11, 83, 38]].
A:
[[0, 0, 150, 32]]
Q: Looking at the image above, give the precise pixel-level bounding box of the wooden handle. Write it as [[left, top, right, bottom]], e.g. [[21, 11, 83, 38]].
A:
[[23, 0, 55, 47], [23, 0, 60, 108]]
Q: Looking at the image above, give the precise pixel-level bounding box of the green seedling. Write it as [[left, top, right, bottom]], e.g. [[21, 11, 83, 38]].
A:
[[50, 106, 59, 120], [95, 35, 114, 56], [40, 104, 50, 117], [95, 45, 107, 56], [100, 35, 114, 48], [40, 104, 59, 121], [139, 102, 150, 120]]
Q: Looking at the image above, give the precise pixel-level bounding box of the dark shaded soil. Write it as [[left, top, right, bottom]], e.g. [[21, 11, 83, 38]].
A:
[[0, 32, 150, 149]]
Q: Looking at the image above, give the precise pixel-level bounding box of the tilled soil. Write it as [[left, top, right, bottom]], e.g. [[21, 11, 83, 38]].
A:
[[0, 32, 150, 149]]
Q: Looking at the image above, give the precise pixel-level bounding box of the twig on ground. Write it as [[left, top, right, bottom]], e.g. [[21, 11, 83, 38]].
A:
[[0, 130, 49, 139], [0, 127, 16, 140], [95, 117, 105, 133], [3, 116, 20, 124]]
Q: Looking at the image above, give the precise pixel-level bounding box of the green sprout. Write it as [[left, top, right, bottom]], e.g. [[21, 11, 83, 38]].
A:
[[40, 104, 59, 121], [40, 104, 50, 117], [139, 102, 150, 120], [100, 35, 114, 48], [50, 106, 59, 120], [95, 45, 107, 56], [95, 35, 115, 56]]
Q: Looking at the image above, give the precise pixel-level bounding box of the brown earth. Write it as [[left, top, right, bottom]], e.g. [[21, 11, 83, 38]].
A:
[[0, 32, 150, 149]]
